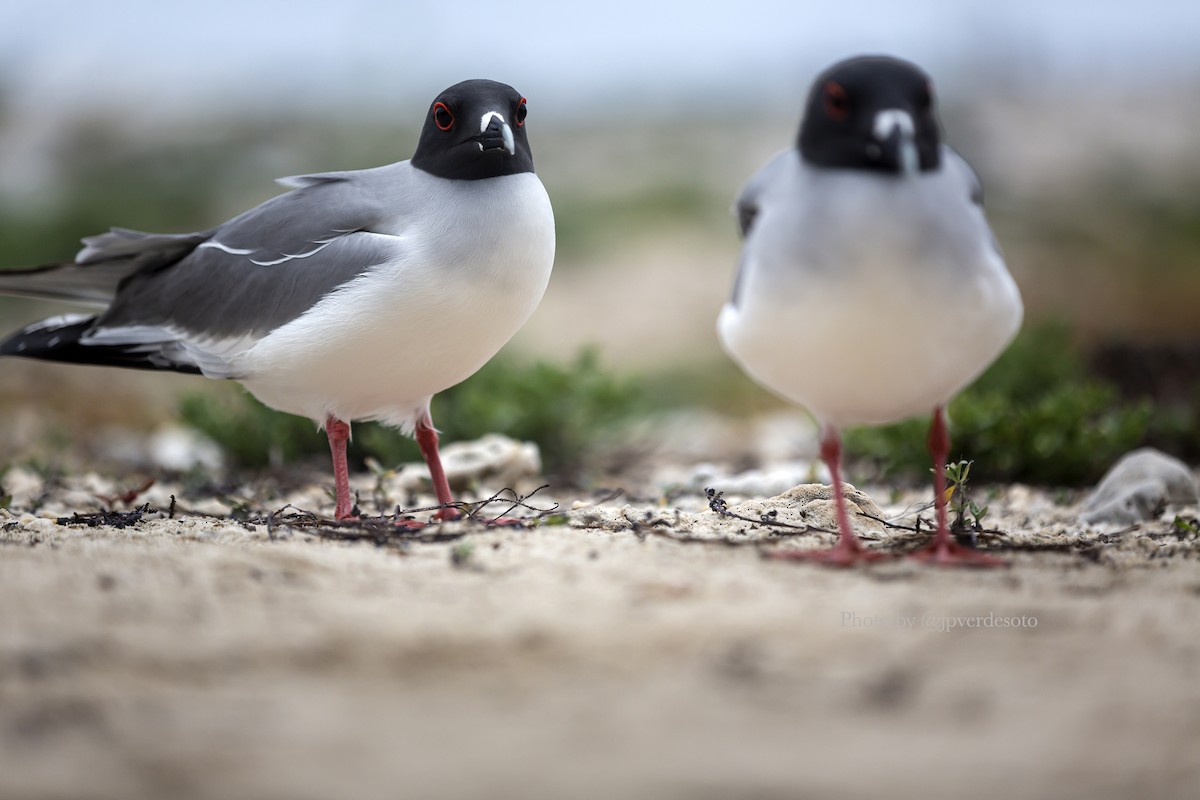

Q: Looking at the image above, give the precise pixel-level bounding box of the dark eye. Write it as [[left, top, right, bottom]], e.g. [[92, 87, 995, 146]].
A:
[[515, 97, 528, 127], [433, 102, 454, 131], [822, 81, 849, 120]]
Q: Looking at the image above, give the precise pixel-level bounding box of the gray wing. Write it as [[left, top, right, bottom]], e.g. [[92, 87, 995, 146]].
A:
[[942, 146, 1002, 256], [734, 174, 763, 240], [729, 151, 790, 308], [98, 169, 401, 338], [2, 165, 409, 376], [0, 231, 208, 306], [944, 146, 985, 207]]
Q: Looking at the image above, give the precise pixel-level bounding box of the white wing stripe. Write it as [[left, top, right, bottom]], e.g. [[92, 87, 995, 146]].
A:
[[250, 240, 337, 267], [197, 241, 255, 256]]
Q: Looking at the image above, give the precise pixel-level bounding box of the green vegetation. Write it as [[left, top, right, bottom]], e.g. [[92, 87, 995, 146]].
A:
[[5, 106, 1200, 490], [178, 391, 328, 470], [179, 349, 643, 479], [0, 109, 415, 267], [943, 460, 989, 531], [845, 323, 1195, 486], [1173, 515, 1200, 537], [178, 322, 1198, 489], [449, 541, 476, 569]]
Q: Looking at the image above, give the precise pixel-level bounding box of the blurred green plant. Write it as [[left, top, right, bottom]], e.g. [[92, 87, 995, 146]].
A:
[[943, 460, 989, 531], [449, 541, 476, 569], [178, 323, 1200, 488], [0, 111, 411, 268], [1172, 515, 1200, 537], [178, 348, 643, 479], [178, 391, 327, 470], [636, 356, 788, 417], [845, 322, 1189, 486]]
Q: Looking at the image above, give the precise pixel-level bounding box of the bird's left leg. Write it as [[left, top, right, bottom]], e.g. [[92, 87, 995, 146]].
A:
[[325, 416, 357, 520], [415, 413, 461, 521], [766, 424, 889, 566], [908, 406, 1006, 567], [414, 413, 527, 528]]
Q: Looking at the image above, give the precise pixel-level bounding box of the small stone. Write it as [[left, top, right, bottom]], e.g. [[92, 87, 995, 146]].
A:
[[394, 434, 541, 492], [656, 460, 829, 498], [2, 467, 45, 511], [149, 426, 225, 472], [725, 483, 887, 535], [1082, 448, 1199, 525]]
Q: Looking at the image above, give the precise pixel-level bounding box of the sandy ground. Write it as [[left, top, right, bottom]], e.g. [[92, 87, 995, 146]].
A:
[[2, 459, 1199, 800]]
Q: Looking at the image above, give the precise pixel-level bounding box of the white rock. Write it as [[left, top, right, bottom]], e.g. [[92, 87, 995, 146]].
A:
[[394, 434, 541, 492], [656, 460, 829, 498], [726, 483, 887, 536], [1, 466, 45, 510], [1082, 448, 1199, 525], [149, 426, 225, 472], [94, 425, 225, 473]]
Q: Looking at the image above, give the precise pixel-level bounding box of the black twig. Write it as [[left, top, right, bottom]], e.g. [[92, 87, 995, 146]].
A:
[[57, 503, 153, 529], [705, 488, 834, 535], [460, 483, 560, 524], [254, 485, 560, 547], [573, 487, 626, 509], [858, 512, 924, 533]]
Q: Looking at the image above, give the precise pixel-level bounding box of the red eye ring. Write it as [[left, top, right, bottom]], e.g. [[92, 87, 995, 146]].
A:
[[515, 97, 528, 127], [822, 81, 849, 120], [433, 102, 454, 131]]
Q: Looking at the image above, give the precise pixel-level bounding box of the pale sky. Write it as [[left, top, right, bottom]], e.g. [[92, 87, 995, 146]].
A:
[[2, 0, 1198, 119]]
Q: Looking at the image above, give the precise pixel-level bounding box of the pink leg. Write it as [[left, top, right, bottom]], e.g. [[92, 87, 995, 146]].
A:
[[909, 407, 1006, 567], [768, 424, 888, 567], [415, 413, 462, 522], [325, 416, 356, 520]]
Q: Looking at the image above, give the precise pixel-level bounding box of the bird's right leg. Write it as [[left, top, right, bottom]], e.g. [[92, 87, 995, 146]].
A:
[[767, 424, 888, 566], [908, 406, 1006, 567], [323, 416, 440, 528]]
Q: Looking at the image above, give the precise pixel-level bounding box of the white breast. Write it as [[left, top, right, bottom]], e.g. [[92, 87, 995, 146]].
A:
[[719, 152, 1022, 428], [236, 171, 555, 431]]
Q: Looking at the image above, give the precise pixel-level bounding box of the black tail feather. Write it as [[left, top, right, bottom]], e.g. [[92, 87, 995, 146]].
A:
[[1, 316, 201, 375]]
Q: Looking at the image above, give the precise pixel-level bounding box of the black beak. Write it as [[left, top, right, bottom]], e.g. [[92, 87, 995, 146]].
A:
[[870, 110, 918, 174], [474, 113, 515, 155]]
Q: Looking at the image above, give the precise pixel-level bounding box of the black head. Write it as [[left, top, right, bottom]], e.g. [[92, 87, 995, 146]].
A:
[[797, 56, 941, 174], [411, 79, 536, 180]]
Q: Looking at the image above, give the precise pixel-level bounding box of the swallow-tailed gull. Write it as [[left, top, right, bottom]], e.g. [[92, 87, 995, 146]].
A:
[[719, 56, 1022, 566], [1, 79, 555, 523]]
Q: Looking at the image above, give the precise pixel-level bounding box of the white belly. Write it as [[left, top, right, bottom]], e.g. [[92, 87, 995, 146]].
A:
[[719, 252, 1022, 428], [721, 151, 1023, 428], [235, 174, 555, 431]]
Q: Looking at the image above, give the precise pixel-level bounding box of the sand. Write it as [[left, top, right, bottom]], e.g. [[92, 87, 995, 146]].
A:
[[2, 464, 1198, 800]]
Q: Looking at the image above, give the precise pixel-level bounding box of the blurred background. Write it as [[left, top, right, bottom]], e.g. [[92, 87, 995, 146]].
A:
[[2, 0, 1199, 488]]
